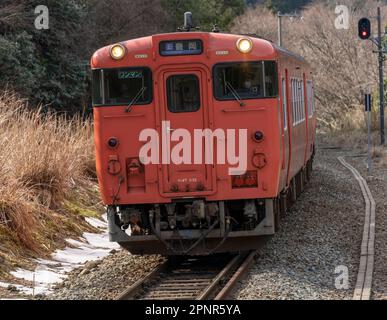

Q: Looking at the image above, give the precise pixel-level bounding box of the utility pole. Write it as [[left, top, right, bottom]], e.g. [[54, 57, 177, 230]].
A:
[[277, 12, 301, 47], [359, 8, 386, 145], [377, 7, 385, 145], [277, 12, 282, 46]]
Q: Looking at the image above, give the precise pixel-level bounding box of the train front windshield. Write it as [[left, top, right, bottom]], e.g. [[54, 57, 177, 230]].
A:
[[92, 68, 152, 106], [213, 61, 278, 100]]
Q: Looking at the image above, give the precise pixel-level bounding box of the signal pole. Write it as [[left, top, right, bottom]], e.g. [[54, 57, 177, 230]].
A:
[[277, 12, 282, 46], [361, 8, 386, 145], [377, 7, 385, 145]]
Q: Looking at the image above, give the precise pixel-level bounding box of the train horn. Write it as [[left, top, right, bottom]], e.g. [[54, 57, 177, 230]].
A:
[[184, 12, 193, 31]]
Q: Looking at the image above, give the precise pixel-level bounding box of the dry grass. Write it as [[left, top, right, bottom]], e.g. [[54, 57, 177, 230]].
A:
[[0, 91, 101, 272]]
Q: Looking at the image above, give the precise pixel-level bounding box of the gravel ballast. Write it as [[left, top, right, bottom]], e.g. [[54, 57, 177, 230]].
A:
[[46, 251, 164, 300], [234, 147, 365, 300], [46, 146, 385, 300]]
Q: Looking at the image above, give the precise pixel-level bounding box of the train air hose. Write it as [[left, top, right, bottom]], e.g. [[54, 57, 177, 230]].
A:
[[149, 211, 231, 255], [149, 210, 227, 255]]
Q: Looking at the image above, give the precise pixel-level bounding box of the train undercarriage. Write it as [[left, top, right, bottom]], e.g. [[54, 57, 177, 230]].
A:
[[107, 158, 314, 255]]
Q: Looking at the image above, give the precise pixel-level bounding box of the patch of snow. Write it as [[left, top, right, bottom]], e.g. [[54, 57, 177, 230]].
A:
[[65, 238, 92, 248], [52, 246, 112, 265], [83, 232, 119, 250], [0, 281, 12, 288], [85, 217, 107, 229], [10, 268, 65, 284], [6, 213, 120, 297], [0, 281, 50, 296], [34, 258, 62, 266]]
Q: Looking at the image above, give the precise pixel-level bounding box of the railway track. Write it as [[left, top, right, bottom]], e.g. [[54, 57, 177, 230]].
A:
[[116, 251, 257, 300], [338, 156, 375, 300]]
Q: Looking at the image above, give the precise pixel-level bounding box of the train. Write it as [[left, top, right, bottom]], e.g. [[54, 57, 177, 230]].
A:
[[91, 13, 316, 255]]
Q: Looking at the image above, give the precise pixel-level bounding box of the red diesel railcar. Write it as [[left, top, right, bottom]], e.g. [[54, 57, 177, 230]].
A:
[[91, 18, 316, 255]]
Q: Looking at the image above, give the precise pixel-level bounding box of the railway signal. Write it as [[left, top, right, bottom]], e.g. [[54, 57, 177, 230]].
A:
[[359, 8, 386, 145], [358, 18, 371, 40]]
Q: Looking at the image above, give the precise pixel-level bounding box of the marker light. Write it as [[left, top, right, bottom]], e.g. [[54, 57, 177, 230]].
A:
[[107, 137, 119, 148], [253, 131, 264, 142], [231, 171, 258, 189], [110, 44, 126, 60], [236, 38, 253, 53]]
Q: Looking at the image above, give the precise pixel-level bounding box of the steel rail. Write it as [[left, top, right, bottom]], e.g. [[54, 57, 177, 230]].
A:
[[338, 156, 375, 300], [115, 261, 169, 300], [115, 251, 256, 300], [214, 250, 256, 300]]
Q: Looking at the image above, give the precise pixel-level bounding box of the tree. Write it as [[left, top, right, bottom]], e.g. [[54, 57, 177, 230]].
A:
[[0, 0, 173, 113], [265, 0, 312, 13], [0, 0, 89, 112]]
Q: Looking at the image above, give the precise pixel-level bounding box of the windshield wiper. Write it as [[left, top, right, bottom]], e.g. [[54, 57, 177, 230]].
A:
[[225, 81, 245, 107], [125, 86, 147, 113]]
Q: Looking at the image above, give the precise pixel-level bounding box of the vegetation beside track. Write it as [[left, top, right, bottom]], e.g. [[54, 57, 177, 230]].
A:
[[0, 92, 102, 277]]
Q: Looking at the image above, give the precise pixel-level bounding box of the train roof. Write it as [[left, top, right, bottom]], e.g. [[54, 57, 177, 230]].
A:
[[91, 31, 307, 69]]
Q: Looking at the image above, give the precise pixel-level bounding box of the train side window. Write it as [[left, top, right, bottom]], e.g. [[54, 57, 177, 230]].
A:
[[298, 81, 301, 121], [307, 81, 314, 117], [299, 80, 305, 122], [282, 78, 287, 130], [166, 74, 200, 113], [292, 78, 306, 126], [291, 79, 297, 126]]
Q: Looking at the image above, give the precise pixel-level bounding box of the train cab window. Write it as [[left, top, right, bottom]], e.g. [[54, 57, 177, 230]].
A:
[[213, 61, 278, 100], [92, 68, 152, 106], [167, 74, 200, 113]]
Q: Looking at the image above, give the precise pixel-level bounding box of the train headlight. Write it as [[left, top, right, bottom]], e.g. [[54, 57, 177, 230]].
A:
[[110, 44, 126, 60], [236, 38, 253, 53]]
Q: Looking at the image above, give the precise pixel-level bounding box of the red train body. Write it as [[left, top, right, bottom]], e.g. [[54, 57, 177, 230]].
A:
[[91, 30, 316, 255]]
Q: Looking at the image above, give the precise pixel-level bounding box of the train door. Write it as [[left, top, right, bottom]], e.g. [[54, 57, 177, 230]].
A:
[[303, 73, 309, 164], [284, 71, 292, 186], [157, 66, 214, 195], [306, 79, 315, 160]]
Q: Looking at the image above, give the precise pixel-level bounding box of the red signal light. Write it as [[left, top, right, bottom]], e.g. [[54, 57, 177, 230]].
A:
[[358, 18, 371, 40]]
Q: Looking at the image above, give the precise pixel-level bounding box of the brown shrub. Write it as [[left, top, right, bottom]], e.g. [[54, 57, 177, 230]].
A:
[[0, 91, 99, 257]]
